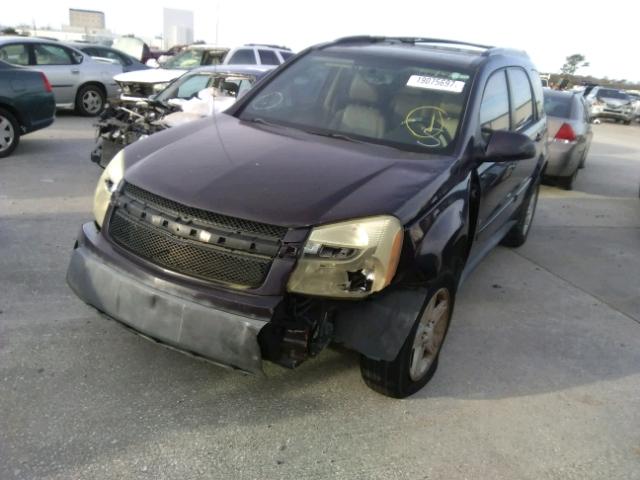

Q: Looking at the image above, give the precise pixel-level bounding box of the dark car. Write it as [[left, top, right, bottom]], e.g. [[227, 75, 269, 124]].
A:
[[66, 43, 149, 73], [542, 89, 592, 189], [67, 37, 547, 398], [0, 60, 55, 157]]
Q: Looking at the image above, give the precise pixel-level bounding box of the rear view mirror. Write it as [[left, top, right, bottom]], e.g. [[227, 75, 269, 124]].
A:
[[480, 130, 536, 162]]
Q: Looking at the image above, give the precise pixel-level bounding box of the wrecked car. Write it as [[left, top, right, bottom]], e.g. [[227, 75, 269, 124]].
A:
[[115, 44, 291, 101], [67, 36, 547, 398], [91, 65, 275, 167]]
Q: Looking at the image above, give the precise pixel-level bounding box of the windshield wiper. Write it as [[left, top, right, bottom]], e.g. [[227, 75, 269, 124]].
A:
[[303, 129, 368, 144]]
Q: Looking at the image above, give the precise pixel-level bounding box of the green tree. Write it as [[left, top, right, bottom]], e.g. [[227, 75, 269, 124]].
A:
[[560, 54, 590, 75], [1, 27, 19, 35]]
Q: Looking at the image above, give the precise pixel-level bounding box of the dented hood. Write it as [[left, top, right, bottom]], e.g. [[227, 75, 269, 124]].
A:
[[123, 115, 454, 228]]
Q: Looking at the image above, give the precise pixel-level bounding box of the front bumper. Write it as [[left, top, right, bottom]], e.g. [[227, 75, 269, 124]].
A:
[[66, 222, 274, 374]]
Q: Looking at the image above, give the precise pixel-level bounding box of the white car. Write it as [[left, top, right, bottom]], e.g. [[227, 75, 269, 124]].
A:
[[114, 44, 293, 101]]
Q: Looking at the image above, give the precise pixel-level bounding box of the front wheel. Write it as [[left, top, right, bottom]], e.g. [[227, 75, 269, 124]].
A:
[[501, 180, 539, 247], [0, 108, 20, 158], [360, 276, 455, 398]]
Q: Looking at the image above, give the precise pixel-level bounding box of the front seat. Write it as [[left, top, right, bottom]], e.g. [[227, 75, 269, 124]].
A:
[[332, 75, 385, 139]]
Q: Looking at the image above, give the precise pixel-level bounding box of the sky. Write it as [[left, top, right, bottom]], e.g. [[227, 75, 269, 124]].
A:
[[3, 0, 639, 82]]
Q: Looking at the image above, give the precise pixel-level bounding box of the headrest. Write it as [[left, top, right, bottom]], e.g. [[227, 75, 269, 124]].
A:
[[348, 75, 379, 104]]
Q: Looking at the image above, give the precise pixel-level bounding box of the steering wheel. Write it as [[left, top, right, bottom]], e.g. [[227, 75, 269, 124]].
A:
[[251, 91, 284, 111], [403, 106, 452, 148]]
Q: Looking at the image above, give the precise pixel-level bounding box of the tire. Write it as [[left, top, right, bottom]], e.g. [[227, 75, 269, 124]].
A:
[[75, 84, 105, 116], [501, 180, 539, 248], [623, 120, 631, 125], [360, 275, 455, 398], [0, 108, 20, 158]]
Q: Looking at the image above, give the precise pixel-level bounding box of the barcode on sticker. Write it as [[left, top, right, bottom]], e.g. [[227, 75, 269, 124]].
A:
[[407, 75, 465, 93]]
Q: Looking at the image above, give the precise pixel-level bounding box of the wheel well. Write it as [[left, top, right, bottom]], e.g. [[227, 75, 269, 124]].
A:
[[0, 103, 24, 129], [76, 82, 106, 101]]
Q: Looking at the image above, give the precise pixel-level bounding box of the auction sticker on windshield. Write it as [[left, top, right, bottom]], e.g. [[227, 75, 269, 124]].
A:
[[407, 75, 465, 93]]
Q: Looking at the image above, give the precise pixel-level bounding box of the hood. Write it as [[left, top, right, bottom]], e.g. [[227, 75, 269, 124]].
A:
[[114, 68, 185, 84], [123, 115, 454, 228], [599, 97, 630, 107]]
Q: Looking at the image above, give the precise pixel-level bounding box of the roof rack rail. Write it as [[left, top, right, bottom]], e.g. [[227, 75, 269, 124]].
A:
[[244, 43, 292, 51], [330, 36, 529, 58], [332, 36, 493, 49]]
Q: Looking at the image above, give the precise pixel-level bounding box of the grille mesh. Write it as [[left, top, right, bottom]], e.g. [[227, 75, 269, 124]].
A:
[[123, 183, 288, 240], [109, 210, 271, 288]]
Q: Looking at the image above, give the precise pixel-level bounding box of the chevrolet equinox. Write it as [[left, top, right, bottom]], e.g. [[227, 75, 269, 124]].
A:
[[67, 36, 547, 398]]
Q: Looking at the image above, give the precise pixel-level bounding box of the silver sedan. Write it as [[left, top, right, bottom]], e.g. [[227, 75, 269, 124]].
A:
[[0, 37, 121, 116], [542, 89, 593, 190]]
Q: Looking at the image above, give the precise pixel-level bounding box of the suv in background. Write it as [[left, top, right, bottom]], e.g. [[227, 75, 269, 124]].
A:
[[586, 87, 634, 124], [0, 37, 120, 115], [67, 36, 546, 398], [114, 44, 293, 100]]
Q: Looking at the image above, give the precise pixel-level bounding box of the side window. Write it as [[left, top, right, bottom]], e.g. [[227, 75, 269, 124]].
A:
[[507, 68, 534, 130], [279, 51, 294, 61], [258, 49, 279, 65], [237, 78, 254, 98], [0, 44, 30, 66], [34, 44, 74, 65], [480, 70, 510, 137], [227, 49, 256, 65]]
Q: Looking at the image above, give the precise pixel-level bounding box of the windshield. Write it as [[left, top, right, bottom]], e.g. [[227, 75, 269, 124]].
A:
[[238, 51, 472, 153], [163, 49, 205, 69], [155, 72, 255, 102]]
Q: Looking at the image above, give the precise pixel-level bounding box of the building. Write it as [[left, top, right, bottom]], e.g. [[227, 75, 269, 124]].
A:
[[163, 8, 194, 49], [69, 8, 105, 30]]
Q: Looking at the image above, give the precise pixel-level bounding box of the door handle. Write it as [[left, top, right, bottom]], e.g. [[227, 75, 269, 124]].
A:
[[71, 69, 80, 74], [534, 132, 543, 142]]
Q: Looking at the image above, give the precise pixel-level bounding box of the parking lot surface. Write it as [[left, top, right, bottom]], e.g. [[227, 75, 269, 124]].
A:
[[1, 117, 639, 480]]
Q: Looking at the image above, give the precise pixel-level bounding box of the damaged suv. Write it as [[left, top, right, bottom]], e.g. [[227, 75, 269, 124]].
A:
[[67, 37, 547, 398]]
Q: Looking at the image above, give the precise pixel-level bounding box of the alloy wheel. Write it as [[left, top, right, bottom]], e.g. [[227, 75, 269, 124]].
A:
[[409, 287, 451, 381]]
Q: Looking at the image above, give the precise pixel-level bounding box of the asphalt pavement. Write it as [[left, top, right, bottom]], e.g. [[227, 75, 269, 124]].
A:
[[1, 117, 639, 480]]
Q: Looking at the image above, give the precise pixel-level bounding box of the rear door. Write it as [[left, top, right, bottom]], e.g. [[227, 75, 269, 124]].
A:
[[505, 67, 543, 197], [32, 43, 81, 104]]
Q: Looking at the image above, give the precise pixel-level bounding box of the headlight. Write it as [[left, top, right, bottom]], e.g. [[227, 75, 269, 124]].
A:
[[93, 150, 125, 227], [287, 216, 403, 298], [153, 82, 170, 93]]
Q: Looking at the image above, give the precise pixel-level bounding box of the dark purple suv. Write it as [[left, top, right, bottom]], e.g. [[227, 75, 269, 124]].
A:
[[67, 37, 547, 398]]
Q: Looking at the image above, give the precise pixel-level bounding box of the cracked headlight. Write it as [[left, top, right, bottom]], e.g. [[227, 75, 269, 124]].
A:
[[93, 150, 125, 228], [287, 216, 403, 298]]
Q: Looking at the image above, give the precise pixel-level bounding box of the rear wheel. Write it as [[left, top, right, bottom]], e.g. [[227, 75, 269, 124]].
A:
[[76, 84, 105, 116], [501, 180, 539, 247], [360, 276, 455, 398], [623, 120, 631, 125], [0, 108, 20, 158]]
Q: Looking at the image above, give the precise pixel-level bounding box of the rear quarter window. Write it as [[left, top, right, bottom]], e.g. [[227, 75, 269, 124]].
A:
[[507, 68, 534, 130]]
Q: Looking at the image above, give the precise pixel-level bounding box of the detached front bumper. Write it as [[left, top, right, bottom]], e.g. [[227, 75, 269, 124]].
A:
[[66, 222, 272, 374]]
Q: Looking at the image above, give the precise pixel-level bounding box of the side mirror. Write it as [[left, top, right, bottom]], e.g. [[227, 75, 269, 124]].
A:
[[480, 130, 536, 162]]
